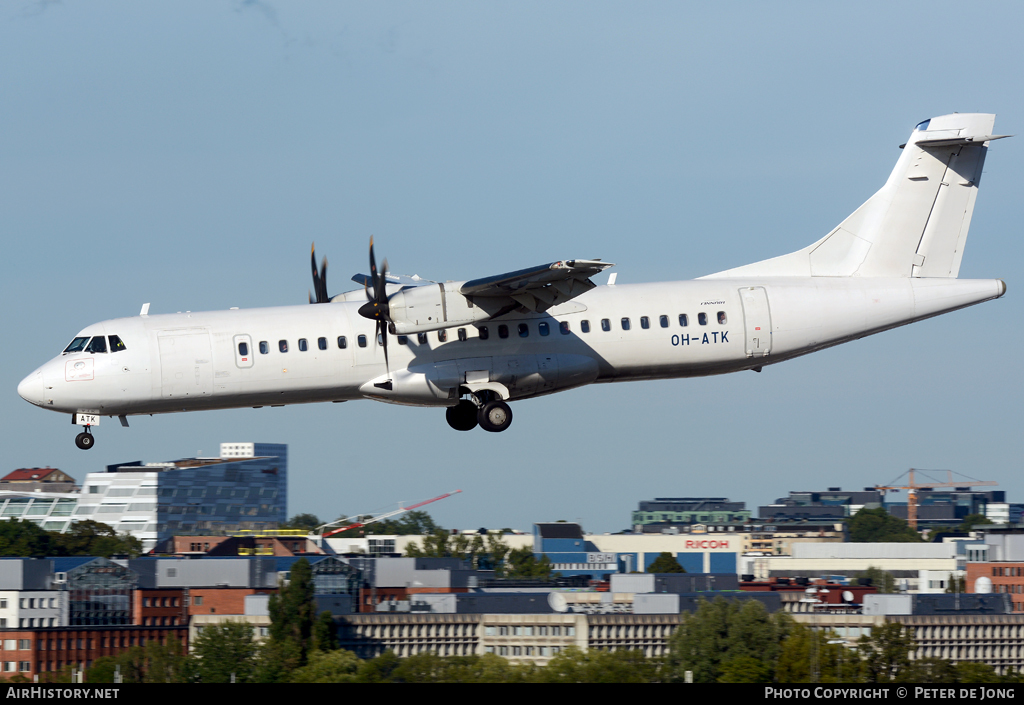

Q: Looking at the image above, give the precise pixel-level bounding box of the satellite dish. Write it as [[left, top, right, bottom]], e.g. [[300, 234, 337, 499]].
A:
[[548, 592, 568, 613], [842, 591, 855, 602], [975, 576, 993, 594]]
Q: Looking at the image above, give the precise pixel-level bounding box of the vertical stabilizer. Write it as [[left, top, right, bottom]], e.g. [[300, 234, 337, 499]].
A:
[[704, 114, 1007, 279]]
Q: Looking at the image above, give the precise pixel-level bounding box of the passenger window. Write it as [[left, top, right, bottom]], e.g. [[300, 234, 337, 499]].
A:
[[640, 317, 650, 330], [698, 313, 708, 326], [581, 320, 590, 333], [238, 342, 249, 357], [357, 334, 367, 348], [337, 336, 347, 349], [86, 336, 107, 353], [498, 325, 509, 339], [621, 318, 631, 331], [458, 328, 467, 342], [279, 340, 289, 353], [398, 335, 408, 345], [377, 333, 384, 346], [679, 314, 689, 327], [108, 335, 126, 352], [260, 341, 269, 354], [660, 315, 669, 328], [479, 326, 489, 340], [438, 330, 447, 343], [538, 322, 550, 336], [518, 323, 529, 338], [718, 311, 728, 325], [318, 337, 327, 350], [298, 338, 308, 352], [560, 321, 570, 335], [63, 337, 90, 354], [601, 319, 611, 332], [417, 332, 429, 344]]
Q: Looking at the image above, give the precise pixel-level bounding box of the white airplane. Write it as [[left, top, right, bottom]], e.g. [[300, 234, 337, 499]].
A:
[[18, 113, 1009, 450]]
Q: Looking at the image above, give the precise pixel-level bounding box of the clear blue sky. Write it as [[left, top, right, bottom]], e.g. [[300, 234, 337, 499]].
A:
[[3, 1, 1022, 533]]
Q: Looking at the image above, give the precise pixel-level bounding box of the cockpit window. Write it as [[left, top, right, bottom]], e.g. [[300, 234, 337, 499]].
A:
[[85, 336, 108, 354], [108, 335, 126, 352], [64, 337, 90, 354], [915, 119, 931, 131]]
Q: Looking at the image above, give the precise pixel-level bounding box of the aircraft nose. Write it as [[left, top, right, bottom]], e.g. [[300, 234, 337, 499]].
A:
[[18, 371, 45, 405]]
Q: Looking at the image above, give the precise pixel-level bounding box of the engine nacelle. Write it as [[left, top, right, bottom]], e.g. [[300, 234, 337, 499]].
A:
[[387, 283, 492, 335], [358, 364, 459, 407]]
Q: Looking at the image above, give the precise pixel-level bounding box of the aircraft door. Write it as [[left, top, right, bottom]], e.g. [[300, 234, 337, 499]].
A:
[[739, 287, 772, 358], [158, 330, 214, 399], [233, 334, 254, 369]]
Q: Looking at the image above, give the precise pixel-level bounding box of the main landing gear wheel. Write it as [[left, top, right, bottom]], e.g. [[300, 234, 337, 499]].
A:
[[75, 431, 95, 450], [446, 400, 479, 431], [478, 400, 513, 433]]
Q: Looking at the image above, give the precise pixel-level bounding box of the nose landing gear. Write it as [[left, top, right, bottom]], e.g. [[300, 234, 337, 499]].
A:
[[75, 428, 95, 450]]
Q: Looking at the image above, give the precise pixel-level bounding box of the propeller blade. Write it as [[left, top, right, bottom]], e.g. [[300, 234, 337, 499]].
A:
[[318, 256, 328, 303], [310, 243, 330, 303]]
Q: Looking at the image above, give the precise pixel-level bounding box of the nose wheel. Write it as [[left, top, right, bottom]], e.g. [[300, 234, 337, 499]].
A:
[[75, 429, 95, 450]]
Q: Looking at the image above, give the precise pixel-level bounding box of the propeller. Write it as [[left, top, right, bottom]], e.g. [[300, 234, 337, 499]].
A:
[[309, 243, 329, 304], [357, 236, 393, 388]]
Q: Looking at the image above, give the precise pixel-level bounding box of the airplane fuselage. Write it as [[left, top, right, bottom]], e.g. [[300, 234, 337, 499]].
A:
[[17, 276, 1005, 420]]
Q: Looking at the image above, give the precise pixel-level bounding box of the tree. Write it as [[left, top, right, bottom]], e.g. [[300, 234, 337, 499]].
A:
[[960, 513, 994, 533], [192, 622, 257, 683], [268, 557, 316, 668], [667, 597, 792, 683], [539, 647, 661, 683], [53, 520, 142, 558], [849, 507, 922, 543], [289, 649, 361, 683], [0, 519, 55, 556], [282, 513, 322, 531], [504, 546, 554, 579], [858, 622, 915, 682], [774, 623, 851, 683], [857, 566, 897, 594], [945, 573, 967, 594], [647, 552, 686, 573]]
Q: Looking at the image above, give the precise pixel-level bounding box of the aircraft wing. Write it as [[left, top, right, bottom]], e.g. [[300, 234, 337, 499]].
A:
[[460, 259, 613, 312]]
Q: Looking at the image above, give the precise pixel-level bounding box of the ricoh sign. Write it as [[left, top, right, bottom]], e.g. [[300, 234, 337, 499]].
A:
[[683, 539, 731, 550]]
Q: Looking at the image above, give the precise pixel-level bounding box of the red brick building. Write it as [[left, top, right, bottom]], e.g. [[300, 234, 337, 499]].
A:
[[186, 588, 276, 617], [134, 590, 188, 627], [0, 626, 187, 680], [966, 563, 1024, 613]]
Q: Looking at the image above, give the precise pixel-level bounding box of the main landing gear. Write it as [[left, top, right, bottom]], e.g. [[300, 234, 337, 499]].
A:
[[75, 428, 95, 450], [445, 393, 513, 433]]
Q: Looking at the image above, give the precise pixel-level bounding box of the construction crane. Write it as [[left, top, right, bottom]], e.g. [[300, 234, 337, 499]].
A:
[[313, 489, 463, 542], [874, 469, 997, 530]]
